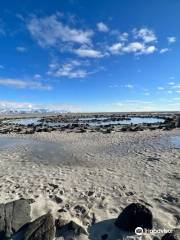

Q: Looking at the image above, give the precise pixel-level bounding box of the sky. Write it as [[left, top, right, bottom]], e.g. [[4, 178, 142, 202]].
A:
[[0, 0, 180, 112]]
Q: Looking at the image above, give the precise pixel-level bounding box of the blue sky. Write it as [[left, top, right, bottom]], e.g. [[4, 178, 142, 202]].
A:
[[0, 0, 179, 112]]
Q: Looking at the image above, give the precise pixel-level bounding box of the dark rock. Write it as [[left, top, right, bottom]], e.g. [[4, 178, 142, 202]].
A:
[[101, 233, 108, 239], [54, 195, 63, 204], [23, 212, 55, 240], [161, 193, 179, 203], [48, 183, 59, 189], [56, 217, 88, 238], [67, 220, 88, 235], [55, 217, 69, 230], [162, 229, 180, 240], [115, 203, 153, 231], [74, 205, 87, 215], [175, 115, 180, 128], [87, 191, 94, 197], [0, 199, 31, 238]]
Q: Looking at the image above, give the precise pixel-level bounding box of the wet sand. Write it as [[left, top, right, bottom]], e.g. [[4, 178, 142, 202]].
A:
[[0, 129, 179, 239]]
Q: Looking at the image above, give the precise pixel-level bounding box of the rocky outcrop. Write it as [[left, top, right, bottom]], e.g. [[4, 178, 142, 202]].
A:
[[0, 114, 177, 134], [0, 199, 31, 238]]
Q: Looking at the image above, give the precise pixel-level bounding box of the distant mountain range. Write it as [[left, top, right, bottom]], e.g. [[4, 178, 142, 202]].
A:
[[0, 108, 69, 114]]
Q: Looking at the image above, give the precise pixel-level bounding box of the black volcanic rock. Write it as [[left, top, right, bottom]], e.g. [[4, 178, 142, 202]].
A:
[[175, 115, 180, 128], [162, 229, 180, 240], [115, 203, 153, 231], [23, 213, 55, 240]]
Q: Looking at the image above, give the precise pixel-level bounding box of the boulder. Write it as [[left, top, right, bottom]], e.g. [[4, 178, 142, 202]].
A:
[[162, 229, 180, 240], [0, 199, 31, 238], [115, 203, 153, 231], [23, 212, 55, 240], [175, 115, 180, 128], [56, 215, 88, 238]]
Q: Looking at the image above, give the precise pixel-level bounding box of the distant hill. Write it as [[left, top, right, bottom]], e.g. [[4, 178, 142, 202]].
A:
[[0, 108, 69, 115]]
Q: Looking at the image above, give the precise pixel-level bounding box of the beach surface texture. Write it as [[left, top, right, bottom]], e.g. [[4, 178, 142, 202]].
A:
[[0, 129, 179, 239]]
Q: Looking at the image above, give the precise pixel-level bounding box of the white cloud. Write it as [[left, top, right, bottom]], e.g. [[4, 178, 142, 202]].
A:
[[109, 84, 119, 88], [167, 36, 176, 44], [118, 32, 129, 42], [34, 74, 42, 79], [143, 45, 156, 54], [157, 86, 165, 90], [133, 28, 157, 43], [27, 14, 93, 47], [109, 43, 123, 54], [97, 22, 109, 32], [168, 82, 175, 85], [123, 42, 145, 53], [47, 60, 90, 78], [125, 84, 134, 89], [16, 46, 27, 52], [160, 48, 169, 54], [0, 78, 52, 90], [109, 41, 156, 55], [124, 42, 156, 55], [144, 92, 150, 96], [110, 30, 129, 42], [110, 100, 155, 112], [171, 84, 180, 90], [0, 100, 81, 112], [74, 47, 103, 58]]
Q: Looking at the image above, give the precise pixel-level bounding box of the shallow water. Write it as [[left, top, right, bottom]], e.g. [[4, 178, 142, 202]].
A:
[[89, 117, 164, 126], [170, 136, 180, 148], [3, 117, 164, 126], [0, 136, 80, 166], [0, 137, 34, 149], [3, 118, 41, 125]]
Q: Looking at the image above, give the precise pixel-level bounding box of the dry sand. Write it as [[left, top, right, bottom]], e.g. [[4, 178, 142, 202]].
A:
[[0, 129, 179, 239]]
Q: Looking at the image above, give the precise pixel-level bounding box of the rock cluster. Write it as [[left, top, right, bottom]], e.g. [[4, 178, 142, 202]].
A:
[[0, 113, 177, 134], [0, 199, 177, 240]]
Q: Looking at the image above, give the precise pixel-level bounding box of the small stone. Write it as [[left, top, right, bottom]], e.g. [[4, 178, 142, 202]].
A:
[[48, 183, 58, 189], [87, 191, 94, 197], [54, 195, 63, 204]]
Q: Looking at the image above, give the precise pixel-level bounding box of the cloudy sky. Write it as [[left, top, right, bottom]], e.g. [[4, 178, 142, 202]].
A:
[[0, 0, 179, 112]]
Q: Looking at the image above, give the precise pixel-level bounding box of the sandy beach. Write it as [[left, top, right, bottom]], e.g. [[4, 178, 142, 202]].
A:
[[0, 128, 179, 239]]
